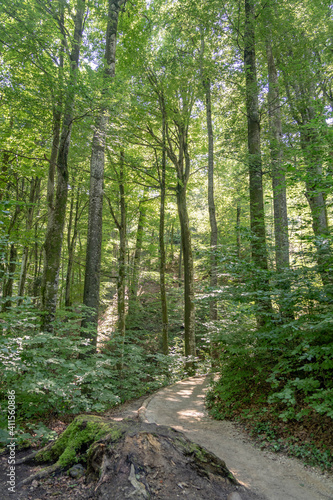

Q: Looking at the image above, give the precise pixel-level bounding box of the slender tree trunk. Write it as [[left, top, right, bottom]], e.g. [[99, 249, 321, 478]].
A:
[[18, 177, 40, 304], [266, 43, 290, 272], [129, 202, 146, 314], [83, 0, 124, 342], [160, 119, 168, 355], [176, 182, 196, 361], [147, 72, 196, 366], [175, 140, 196, 364], [47, 106, 62, 224], [203, 77, 218, 321], [200, 33, 218, 320], [65, 185, 80, 308], [236, 202, 241, 259], [118, 153, 126, 349], [41, 0, 85, 331], [178, 244, 182, 286], [266, 41, 294, 319], [170, 223, 174, 263], [244, 0, 272, 326], [2, 244, 17, 311]]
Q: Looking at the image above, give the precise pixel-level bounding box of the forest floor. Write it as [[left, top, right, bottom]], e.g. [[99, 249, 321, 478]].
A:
[[1, 377, 333, 499]]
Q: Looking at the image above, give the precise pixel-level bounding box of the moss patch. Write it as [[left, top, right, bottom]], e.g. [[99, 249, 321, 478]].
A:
[[36, 415, 123, 468]]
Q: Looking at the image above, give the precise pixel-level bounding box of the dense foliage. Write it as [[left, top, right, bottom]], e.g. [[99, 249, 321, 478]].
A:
[[0, 0, 332, 465]]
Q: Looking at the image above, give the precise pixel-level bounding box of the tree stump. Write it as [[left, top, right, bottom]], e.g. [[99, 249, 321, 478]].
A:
[[20, 414, 261, 499]]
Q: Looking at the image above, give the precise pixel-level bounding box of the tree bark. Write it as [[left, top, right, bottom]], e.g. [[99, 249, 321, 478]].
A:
[[244, 0, 272, 326], [236, 202, 241, 259], [2, 244, 17, 312], [129, 201, 146, 315], [65, 185, 80, 308], [170, 223, 174, 263], [178, 243, 182, 286], [176, 140, 196, 363], [117, 153, 127, 355], [159, 118, 168, 355], [41, 0, 85, 331], [82, 0, 124, 341], [266, 41, 294, 320], [205, 78, 218, 321], [266, 42, 290, 272], [18, 177, 40, 304], [200, 34, 218, 321]]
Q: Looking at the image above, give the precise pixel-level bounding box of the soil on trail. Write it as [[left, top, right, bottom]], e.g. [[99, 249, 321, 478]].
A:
[[143, 375, 333, 500]]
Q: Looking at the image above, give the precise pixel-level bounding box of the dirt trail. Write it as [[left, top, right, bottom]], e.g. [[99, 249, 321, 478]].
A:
[[143, 375, 333, 500]]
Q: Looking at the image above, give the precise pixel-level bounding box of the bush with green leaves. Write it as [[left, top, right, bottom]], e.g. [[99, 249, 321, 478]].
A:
[[0, 307, 120, 420], [206, 251, 333, 424], [0, 302, 171, 429]]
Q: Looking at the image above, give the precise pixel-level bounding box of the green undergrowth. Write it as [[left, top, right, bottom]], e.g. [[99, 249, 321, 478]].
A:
[[205, 263, 333, 471], [0, 283, 202, 451], [207, 387, 333, 470]]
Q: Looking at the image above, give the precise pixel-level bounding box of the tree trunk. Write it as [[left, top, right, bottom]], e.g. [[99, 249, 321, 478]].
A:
[[18, 177, 40, 304], [178, 243, 182, 286], [244, 0, 272, 326], [147, 72, 196, 366], [83, 0, 124, 341], [266, 41, 294, 320], [266, 43, 290, 272], [200, 34, 218, 321], [176, 155, 196, 362], [160, 119, 168, 355], [41, 0, 85, 331], [65, 185, 80, 308], [170, 223, 174, 263], [236, 202, 241, 259], [118, 153, 126, 344], [202, 77, 218, 320], [129, 202, 146, 312], [2, 244, 17, 311]]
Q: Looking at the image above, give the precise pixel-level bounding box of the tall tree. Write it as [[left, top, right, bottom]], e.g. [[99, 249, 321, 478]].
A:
[[200, 33, 218, 321], [129, 200, 147, 313], [265, 38, 294, 320], [82, 0, 125, 343], [41, 0, 86, 331], [107, 151, 127, 347], [158, 117, 169, 355], [146, 71, 196, 366], [244, 0, 272, 326], [18, 177, 41, 304]]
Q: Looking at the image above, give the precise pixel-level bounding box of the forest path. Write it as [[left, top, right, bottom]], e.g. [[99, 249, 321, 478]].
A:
[[143, 375, 333, 500]]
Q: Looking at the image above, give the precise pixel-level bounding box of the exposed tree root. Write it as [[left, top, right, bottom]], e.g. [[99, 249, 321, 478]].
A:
[[17, 463, 61, 487], [15, 450, 38, 465]]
